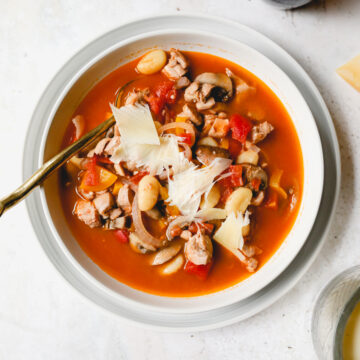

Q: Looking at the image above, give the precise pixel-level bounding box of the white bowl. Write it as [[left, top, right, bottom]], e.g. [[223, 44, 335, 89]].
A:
[[36, 29, 323, 314]]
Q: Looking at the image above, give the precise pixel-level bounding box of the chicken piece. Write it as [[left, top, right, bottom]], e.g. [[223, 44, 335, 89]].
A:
[[125, 88, 150, 105], [184, 82, 200, 102], [174, 76, 190, 89], [105, 216, 126, 230], [185, 232, 213, 265], [162, 48, 189, 80], [104, 136, 120, 156], [94, 138, 111, 155], [196, 97, 216, 111], [93, 192, 114, 219], [74, 200, 101, 228], [178, 104, 203, 126], [109, 207, 123, 220], [203, 112, 230, 138], [116, 184, 134, 214], [195, 145, 230, 166], [250, 121, 274, 144], [241, 244, 262, 257], [244, 257, 258, 273]]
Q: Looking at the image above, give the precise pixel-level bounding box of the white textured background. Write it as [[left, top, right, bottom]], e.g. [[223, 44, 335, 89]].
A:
[[1, 0, 360, 359]]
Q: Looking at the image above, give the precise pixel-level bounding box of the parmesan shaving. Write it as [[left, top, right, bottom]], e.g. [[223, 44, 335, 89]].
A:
[[110, 134, 191, 175], [167, 158, 232, 216], [213, 211, 250, 256], [110, 103, 160, 145]]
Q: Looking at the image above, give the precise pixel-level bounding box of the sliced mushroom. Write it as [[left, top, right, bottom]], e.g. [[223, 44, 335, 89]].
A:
[[243, 164, 268, 190], [251, 191, 265, 206], [195, 145, 230, 166], [194, 72, 233, 101]]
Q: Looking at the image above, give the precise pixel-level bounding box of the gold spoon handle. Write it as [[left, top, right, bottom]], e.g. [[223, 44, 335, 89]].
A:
[[0, 116, 115, 217]]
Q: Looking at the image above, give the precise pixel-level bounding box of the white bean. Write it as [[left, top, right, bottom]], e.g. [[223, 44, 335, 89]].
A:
[[200, 184, 220, 209], [198, 136, 218, 147], [236, 150, 259, 165], [225, 187, 252, 214], [161, 253, 184, 275], [136, 49, 167, 75], [152, 243, 182, 265], [138, 175, 160, 211]]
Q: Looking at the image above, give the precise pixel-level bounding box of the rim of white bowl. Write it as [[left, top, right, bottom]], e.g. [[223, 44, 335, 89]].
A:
[[37, 28, 323, 313]]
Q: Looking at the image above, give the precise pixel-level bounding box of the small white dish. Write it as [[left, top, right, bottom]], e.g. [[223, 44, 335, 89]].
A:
[[24, 15, 333, 330]]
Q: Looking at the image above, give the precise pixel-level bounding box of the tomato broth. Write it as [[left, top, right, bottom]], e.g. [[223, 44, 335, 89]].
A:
[[58, 51, 303, 297]]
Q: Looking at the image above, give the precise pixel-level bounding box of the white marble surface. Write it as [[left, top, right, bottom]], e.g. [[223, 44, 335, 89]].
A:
[[1, 0, 360, 359]]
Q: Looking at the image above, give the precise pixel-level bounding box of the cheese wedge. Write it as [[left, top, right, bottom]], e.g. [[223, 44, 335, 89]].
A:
[[337, 54, 360, 92]]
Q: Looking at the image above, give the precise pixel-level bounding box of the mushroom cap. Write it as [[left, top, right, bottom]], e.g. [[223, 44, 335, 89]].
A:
[[194, 72, 233, 101]]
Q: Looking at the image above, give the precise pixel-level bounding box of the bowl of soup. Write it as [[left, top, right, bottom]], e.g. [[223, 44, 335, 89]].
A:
[[35, 29, 323, 313]]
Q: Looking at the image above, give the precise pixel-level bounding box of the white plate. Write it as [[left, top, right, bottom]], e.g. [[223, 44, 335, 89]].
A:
[[23, 14, 340, 331]]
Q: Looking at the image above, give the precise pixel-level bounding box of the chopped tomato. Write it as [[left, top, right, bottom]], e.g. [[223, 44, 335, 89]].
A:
[[131, 171, 149, 185], [80, 164, 117, 192], [230, 114, 252, 143], [114, 229, 129, 243], [251, 177, 261, 192], [218, 165, 243, 189], [83, 157, 99, 186], [230, 165, 244, 187], [179, 133, 192, 145], [147, 95, 163, 115], [265, 191, 278, 209], [228, 137, 243, 158], [147, 81, 177, 115], [184, 260, 213, 280]]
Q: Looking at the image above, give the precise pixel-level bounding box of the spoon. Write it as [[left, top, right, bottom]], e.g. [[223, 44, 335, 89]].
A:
[[0, 116, 115, 217]]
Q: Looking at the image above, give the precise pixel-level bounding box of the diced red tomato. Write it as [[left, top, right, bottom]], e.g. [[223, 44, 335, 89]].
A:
[[179, 133, 192, 145], [228, 137, 243, 158], [147, 81, 177, 115], [230, 114, 252, 143], [184, 260, 213, 280], [114, 229, 129, 243], [155, 81, 177, 104], [229, 165, 244, 187], [131, 171, 149, 185], [147, 95, 163, 115], [83, 157, 99, 186], [265, 191, 278, 209], [251, 177, 261, 192]]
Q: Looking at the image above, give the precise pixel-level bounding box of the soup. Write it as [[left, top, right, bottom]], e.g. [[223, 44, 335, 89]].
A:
[[58, 49, 303, 296]]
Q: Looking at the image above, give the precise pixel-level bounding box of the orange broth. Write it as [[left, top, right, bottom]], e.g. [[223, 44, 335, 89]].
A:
[[58, 51, 303, 297]]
